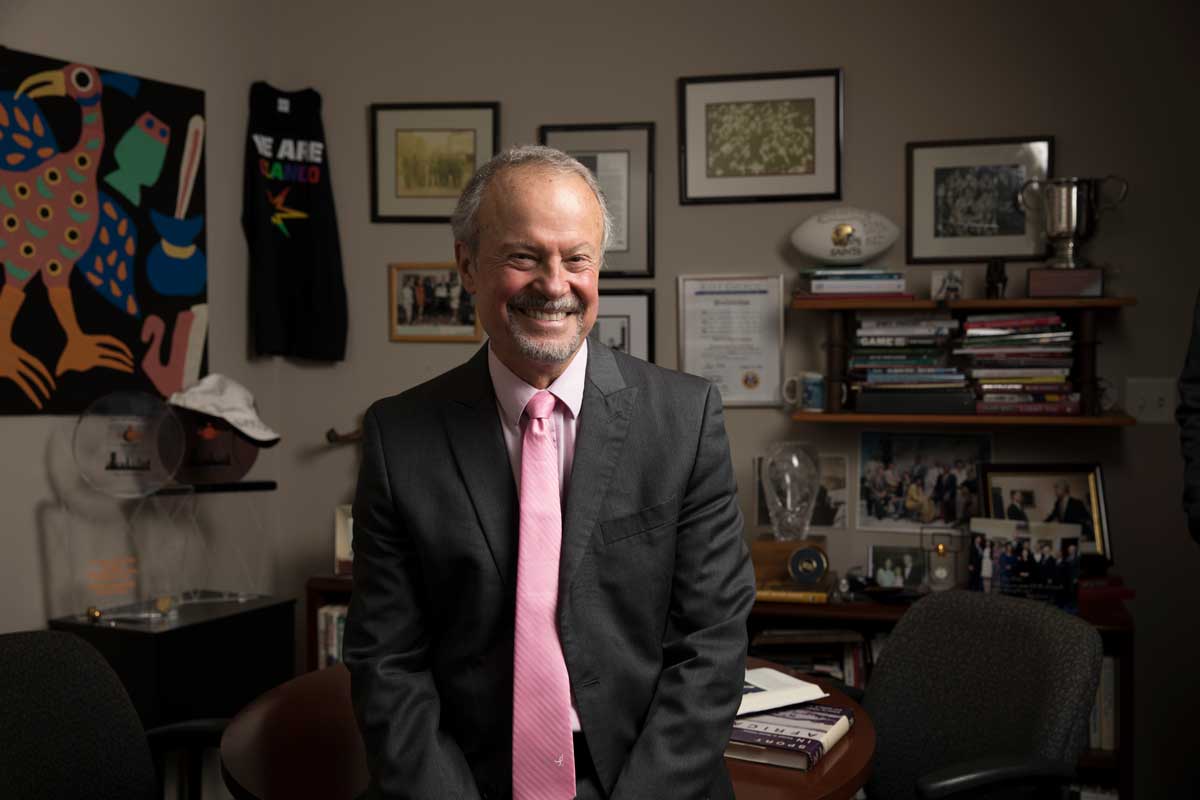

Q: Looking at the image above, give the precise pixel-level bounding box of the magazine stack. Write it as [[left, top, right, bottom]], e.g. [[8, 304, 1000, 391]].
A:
[[953, 312, 1080, 415], [850, 312, 971, 414], [795, 268, 909, 299]]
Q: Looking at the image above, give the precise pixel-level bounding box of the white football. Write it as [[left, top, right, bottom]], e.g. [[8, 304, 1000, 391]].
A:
[[790, 206, 900, 264]]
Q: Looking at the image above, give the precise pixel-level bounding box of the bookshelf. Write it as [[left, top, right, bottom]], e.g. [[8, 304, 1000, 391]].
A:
[[306, 574, 352, 671], [791, 296, 1137, 420]]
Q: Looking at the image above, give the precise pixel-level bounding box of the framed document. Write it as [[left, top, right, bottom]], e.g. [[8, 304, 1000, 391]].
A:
[[538, 122, 655, 277], [677, 275, 784, 407]]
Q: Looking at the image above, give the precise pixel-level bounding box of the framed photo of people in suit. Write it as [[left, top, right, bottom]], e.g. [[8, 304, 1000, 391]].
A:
[[978, 462, 1111, 560], [388, 262, 482, 342]]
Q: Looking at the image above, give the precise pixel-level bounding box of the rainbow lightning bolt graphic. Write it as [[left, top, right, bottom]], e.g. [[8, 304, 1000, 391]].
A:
[[266, 186, 307, 237]]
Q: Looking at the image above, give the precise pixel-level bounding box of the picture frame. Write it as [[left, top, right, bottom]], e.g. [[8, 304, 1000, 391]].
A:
[[678, 69, 842, 204], [538, 123, 655, 278], [906, 135, 1054, 263], [370, 102, 499, 223], [678, 275, 784, 407], [859, 431, 993, 533], [978, 462, 1111, 560], [591, 288, 655, 363], [388, 262, 482, 342], [752, 451, 848, 532], [868, 544, 927, 589], [334, 504, 353, 576]]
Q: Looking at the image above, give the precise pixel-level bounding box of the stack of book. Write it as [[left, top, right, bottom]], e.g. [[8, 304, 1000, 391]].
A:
[[954, 312, 1080, 415], [795, 268, 910, 299], [850, 312, 973, 414]]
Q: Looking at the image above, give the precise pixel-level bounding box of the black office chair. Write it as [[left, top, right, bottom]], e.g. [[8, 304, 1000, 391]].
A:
[[864, 590, 1102, 800], [0, 629, 226, 800]]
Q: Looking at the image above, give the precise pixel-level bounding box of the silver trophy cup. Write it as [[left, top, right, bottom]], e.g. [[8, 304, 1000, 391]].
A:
[[1019, 176, 1128, 269]]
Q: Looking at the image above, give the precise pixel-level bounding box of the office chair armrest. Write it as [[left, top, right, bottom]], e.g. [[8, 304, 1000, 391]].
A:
[[916, 754, 1075, 799], [145, 718, 228, 755]]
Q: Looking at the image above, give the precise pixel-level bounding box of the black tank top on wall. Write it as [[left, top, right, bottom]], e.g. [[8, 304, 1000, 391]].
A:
[[243, 82, 347, 361]]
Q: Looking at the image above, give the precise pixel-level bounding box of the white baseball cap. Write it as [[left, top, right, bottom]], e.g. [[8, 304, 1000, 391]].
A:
[[168, 374, 281, 445]]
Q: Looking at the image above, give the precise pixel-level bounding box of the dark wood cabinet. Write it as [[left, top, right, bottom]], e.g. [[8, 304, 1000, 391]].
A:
[[49, 592, 295, 729]]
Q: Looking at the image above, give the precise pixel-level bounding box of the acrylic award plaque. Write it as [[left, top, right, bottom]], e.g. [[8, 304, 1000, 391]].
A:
[[73, 391, 186, 498]]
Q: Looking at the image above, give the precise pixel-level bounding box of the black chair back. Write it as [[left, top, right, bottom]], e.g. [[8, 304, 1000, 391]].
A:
[[0, 629, 158, 800], [864, 591, 1102, 800]]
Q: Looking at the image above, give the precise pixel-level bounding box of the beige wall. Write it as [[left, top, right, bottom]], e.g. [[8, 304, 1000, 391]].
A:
[[2, 1, 1197, 795]]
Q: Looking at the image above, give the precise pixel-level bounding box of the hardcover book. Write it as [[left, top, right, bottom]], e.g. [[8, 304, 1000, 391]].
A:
[[727, 704, 855, 771]]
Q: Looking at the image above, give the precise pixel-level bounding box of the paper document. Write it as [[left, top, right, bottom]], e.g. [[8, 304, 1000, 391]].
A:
[[738, 667, 827, 716]]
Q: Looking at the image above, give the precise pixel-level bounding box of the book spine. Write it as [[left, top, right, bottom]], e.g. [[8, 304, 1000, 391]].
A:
[[980, 392, 1080, 404], [317, 604, 328, 668], [336, 606, 347, 663], [755, 588, 829, 603], [975, 400, 1081, 415], [810, 279, 907, 292], [964, 315, 1062, 328], [858, 336, 944, 347]]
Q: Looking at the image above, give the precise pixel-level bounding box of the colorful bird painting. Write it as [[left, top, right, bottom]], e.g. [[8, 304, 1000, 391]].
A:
[[0, 63, 137, 409]]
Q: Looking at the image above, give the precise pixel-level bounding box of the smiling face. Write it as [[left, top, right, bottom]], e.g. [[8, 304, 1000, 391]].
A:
[[456, 165, 602, 387]]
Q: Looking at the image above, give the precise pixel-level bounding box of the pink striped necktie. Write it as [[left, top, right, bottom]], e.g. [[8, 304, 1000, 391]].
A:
[[512, 390, 576, 800]]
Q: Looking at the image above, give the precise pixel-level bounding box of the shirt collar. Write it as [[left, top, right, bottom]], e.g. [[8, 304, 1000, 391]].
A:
[[488, 338, 588, 426]]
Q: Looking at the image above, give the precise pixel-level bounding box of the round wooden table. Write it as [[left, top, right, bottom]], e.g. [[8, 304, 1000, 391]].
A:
[[727, 657, 875, 800]]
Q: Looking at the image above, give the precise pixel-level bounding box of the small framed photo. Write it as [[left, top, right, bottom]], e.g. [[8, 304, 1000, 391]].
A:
[[869, 544, 927, 589], [678, 69, 842, 204], [907, 136, 1054, 263], [930, 268, 963, 300], [752, 451, 848, 532], [388, 262, 481, 342], [538, 123, 655, 278], [590, 288, 654, 363], [978, 462, 1111, 560], [370, 102, 499, 223]]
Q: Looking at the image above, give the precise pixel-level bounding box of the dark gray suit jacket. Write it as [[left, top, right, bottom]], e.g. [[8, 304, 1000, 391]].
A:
[[344, 343, 755, 800]]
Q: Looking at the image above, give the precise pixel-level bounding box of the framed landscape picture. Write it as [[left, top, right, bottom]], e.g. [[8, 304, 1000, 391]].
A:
[[590, 288, 654, 363], [678, 69, 842, 204], [906, 136, 1054, 263], [538, 123, 655, 277], [370, 103, 499, 222], [388, 262, 481, 342]]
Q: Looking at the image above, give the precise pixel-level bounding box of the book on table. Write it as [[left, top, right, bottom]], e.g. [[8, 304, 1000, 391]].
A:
[[727, 703, 855, 770], [738, 667, 827, 716]]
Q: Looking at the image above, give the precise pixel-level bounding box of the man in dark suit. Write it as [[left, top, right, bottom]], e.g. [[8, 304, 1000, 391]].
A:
[[1044, 480, 1095, 542], [1006, 490, 1028, 522], [344, 146, 755, 800]]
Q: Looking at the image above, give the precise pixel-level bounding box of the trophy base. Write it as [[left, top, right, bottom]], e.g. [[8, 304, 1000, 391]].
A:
[[1046, 239, 1088, 269], [1027, 267, 1104, 298]]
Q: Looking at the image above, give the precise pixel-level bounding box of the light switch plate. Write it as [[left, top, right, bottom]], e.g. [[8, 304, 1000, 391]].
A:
[[1125, 377, 1176, 424]]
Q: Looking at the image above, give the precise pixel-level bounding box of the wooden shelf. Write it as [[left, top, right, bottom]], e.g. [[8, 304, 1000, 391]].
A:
[[791, 296, 1137, 311], [791, 411, 1136, 427]]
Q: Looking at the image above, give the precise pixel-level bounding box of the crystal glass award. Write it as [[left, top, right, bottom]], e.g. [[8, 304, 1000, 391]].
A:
[[762, 441, 821, 540]]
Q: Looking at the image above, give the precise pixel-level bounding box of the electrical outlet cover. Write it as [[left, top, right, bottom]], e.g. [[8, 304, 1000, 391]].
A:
[[1125, 377, 1176, 424]]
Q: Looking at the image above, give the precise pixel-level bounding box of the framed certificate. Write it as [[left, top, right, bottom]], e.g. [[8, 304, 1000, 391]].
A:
[[677, 275, 784, 407]]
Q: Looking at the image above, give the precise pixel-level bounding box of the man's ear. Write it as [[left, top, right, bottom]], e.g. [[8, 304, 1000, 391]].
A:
[[454, 241, 477, 293]]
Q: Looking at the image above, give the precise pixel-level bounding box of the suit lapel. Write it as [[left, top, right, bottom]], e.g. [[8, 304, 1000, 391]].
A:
[[560, 344, 638, 593], [444, 346, 519, 587]]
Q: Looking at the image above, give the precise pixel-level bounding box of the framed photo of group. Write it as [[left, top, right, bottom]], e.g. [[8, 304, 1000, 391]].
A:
[[370, 102, 499, 223], [388, 262, 481, 342], [538, 123, 655, 278], [677, 69, 842, 204], [906, 135, 1054, 263], [978, 462, 1111, 560], [591, 289, 655, 363]]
